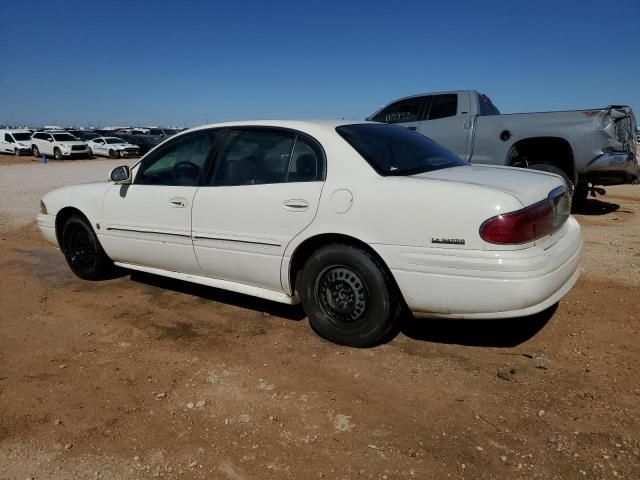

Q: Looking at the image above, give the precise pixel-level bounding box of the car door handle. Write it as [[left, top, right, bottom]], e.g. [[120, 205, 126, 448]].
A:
[[169, 197, 187, 208], [283, 199, 309, 211]]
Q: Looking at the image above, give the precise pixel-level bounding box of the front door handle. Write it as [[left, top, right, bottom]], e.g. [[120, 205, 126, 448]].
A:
[[169, 196, 187, 208], [283, 199, 309, 211]]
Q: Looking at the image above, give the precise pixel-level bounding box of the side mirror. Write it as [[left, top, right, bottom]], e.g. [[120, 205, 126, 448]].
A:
[[109, 165, 131, 184]]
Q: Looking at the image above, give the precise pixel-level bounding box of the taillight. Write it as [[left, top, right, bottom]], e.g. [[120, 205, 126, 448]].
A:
[[480, 188, 570, 244]]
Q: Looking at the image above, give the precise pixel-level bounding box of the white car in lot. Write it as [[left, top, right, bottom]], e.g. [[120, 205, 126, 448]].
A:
[[0, 129, 33, 155], [36, 121, 582, 346], [86, 137, 141, 158], [31, 131, 89, 159]]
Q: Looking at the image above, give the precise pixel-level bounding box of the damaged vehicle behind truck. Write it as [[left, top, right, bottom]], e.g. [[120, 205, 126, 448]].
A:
[[368, 90, 638, 204]]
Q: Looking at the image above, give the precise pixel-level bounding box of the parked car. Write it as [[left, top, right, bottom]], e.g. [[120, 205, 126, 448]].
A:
[[31, 131, 89, 159], [67, 130, 100, 142], [0, 129, 33, 155], [36, 120, 582, 347], [86, 137, 140, 158], [118, 130, 174, 155], [368, 90, 639, 203]]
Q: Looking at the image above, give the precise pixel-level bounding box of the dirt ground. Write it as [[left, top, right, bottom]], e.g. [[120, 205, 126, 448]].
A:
[[1, 154, 639, 479]]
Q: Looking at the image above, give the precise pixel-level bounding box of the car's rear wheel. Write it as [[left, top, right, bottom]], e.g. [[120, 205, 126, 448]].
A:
[[32, 145, 40, 157], [54, 148, 62, 160], [298, 244, 400, 347], [61, 215, 115, 280]]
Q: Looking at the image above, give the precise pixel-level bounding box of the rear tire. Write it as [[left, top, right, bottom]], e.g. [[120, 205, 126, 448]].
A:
[[298, 244, 400, 347], [528, 163, 573, 194], [61, 215, 114, 280]]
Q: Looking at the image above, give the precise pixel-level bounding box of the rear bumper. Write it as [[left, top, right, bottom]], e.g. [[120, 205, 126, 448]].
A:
[[582, 152, 638, 185], [36, 213, 58, 247], [377, 217, 582, 319]]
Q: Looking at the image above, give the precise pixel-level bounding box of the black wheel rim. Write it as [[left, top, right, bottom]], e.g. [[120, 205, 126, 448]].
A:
[[68, 227, 95, 269], [315, 266, 369, 328]]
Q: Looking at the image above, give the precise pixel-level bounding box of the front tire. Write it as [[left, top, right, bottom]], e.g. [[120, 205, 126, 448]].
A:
[[54, 148, 62, 160], [14, 148, 20, 156], [109, 149, 115, 158], [298, 244, 400, 347], [87, 148, 93, 158], [61, 215, 114, 280], [32, 145, 40, 157]]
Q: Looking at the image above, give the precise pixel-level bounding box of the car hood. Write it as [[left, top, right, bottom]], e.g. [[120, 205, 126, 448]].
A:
[[412, 164, 566, 207]]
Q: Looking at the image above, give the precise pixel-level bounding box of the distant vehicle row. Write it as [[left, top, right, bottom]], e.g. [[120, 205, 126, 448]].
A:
[[0, 127, 179, 159]]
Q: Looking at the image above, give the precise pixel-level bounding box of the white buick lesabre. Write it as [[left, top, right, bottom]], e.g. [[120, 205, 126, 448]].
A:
[[37, 121, 582, 346]]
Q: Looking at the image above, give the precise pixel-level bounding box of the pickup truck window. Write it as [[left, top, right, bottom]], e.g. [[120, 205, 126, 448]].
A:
[[426, 94, 457, 120], [371, 97, 426, 124], [337, 123, 465, 176], [479, 94, 500, 116]]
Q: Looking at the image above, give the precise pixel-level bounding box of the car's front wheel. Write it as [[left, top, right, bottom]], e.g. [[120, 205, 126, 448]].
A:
[[32, 145, 40, 157], [87, 147, 93, 158], [14, 148, 20, 156], [61, 215, 115, 280], [54, 148, 62, 160], [298, 244, 401, 347]]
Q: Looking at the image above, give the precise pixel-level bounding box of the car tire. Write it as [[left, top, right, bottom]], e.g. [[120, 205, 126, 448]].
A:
[[32, 145, 40, 157], [14, 148, 20, 156], [87, 148, 93, 158], [109, 149, 115, 158], [298, 243, 401, 347], [54, 148, 62, 160], [527, 163, 573, 194], [61, 214, 115, 280], [573, 182, 589, 207]]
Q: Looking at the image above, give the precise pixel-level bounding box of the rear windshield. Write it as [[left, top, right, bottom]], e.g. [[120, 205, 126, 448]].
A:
[[336, 123, 465, 176]]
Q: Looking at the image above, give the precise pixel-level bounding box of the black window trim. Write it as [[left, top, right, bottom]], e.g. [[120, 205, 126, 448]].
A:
[[423, 93, 459, 121], [205, 125, 327, 187]]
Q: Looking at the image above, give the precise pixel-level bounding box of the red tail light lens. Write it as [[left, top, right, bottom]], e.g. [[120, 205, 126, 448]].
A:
[[480, 189, 570, 244]]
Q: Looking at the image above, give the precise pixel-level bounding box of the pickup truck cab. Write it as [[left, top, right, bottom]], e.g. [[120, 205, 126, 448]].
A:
[[369, 90, 639, 202]]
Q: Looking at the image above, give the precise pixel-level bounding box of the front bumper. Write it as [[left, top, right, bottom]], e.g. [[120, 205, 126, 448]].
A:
[[583, 152, 638, 185], [377, 217, 583, 319], [61, 149, 89, 157], [36, 213, 58, 247]]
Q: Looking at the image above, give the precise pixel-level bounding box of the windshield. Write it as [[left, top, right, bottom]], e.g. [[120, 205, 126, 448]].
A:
[[149, 129, 163, 136], [12, 132, 31, 141], [164, 129, 178, 135], [53, 133, 78, 142], [106, 137, 125, 144], [336, 123, 465, 176]]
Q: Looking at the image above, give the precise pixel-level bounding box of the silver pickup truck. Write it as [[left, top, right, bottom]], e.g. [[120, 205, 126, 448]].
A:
[[368, 90, 639, 202]]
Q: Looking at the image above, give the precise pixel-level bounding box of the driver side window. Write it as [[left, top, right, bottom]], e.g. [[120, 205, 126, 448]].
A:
[[135, 129, 221, 186]]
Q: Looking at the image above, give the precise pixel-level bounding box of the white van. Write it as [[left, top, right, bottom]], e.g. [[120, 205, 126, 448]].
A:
[[0, 129, 33, 155]]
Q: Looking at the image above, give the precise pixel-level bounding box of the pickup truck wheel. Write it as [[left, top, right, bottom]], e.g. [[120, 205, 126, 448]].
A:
[[298, 244, 400, 347], [527, 163, 574, 194], [573, 183, 589, 206], [61, 215, 114, 280], [32, 145, 40, 157], [54, 148, 62, 160]]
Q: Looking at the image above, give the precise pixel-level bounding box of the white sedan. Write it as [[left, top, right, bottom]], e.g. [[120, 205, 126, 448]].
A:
[[36, 121, 582, 346], [86, 137, 140, 158]]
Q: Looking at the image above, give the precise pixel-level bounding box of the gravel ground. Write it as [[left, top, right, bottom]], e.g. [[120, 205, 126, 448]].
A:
[[0, 157, 135, 231], [1, 156, 640, 479]]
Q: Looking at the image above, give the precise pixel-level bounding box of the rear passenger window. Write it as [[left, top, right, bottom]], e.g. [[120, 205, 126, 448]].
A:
[[426, 94, 458, 120], [287, 136, 323, 182], [212, 129, 295, 186], [371, 97, 426, 124]]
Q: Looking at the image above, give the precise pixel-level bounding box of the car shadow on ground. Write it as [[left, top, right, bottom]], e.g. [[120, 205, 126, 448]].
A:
[[129, 271, 307, 321], [397, 304, 556, 348], [572, 198, 620, 215]]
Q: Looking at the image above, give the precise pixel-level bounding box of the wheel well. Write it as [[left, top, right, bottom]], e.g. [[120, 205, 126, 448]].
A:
[[55, 207, 87, 246], [288, 233, 396, 296], [506, 137, 575, 182]]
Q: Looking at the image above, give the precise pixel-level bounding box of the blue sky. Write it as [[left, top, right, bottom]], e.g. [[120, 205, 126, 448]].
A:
[[1, 0, 639, 127]]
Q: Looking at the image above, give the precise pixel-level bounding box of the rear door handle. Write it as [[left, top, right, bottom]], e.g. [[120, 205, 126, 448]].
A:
[[283, 199, 309, 211], [169, 196, 187, 208]]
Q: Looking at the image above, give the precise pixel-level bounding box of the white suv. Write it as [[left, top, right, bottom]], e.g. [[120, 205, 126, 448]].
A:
[[31, 131, 89, 159]]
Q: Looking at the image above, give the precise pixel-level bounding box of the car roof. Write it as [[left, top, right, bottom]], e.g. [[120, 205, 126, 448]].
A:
[[187, 120, 368, 135]]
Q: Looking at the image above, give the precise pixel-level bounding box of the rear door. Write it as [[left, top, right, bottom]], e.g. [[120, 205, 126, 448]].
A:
[[191, 127, 325, 292], [417, 92, 472, 160], [369, 96, 429, 132]]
